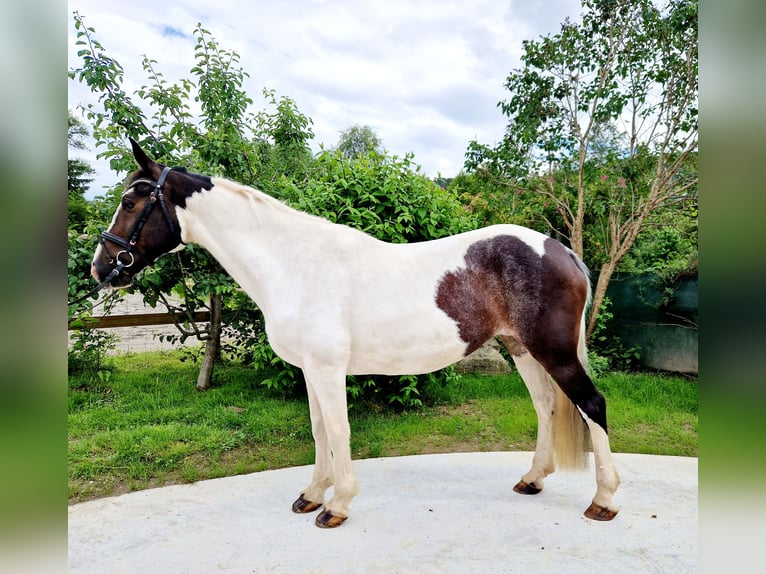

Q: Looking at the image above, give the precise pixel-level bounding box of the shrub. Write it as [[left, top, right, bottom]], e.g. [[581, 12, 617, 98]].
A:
[[587, 296, 640, 376], [68, 226, 118, 378]]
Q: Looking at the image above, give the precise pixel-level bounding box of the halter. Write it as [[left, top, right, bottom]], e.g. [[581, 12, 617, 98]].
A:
[[68, 166, 180, 309], [98, 165, 179, 271]]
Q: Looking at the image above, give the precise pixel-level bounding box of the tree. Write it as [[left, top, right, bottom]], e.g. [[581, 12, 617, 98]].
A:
[[336, 124, 383, 159], [465, 0, 698, 338], [253, 88, 315, 189], [69, 14, 316, 390], [67, 111, 94, 230]]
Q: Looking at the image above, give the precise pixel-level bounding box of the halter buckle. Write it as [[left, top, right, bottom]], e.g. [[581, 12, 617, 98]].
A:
[[115, 250, 136, 268]]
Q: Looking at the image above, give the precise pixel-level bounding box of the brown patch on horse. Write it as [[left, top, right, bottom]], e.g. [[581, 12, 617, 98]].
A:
[[435, 235, 609, 432], [435, 235, 543, 355]]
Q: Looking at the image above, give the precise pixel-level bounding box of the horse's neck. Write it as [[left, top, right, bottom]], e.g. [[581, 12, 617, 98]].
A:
[[177, 180, 317, 309]]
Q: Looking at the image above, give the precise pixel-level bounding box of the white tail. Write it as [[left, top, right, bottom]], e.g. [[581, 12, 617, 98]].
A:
[[552, 285, 591, 471]]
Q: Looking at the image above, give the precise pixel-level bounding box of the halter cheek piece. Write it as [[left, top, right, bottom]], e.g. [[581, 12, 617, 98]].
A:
[[98, 166, 181, 285]]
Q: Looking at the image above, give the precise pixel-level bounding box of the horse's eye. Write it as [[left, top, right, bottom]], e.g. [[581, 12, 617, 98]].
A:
[[123, 199, 135, 210]]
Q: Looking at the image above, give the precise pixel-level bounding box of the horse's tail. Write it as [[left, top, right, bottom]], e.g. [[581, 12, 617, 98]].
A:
[[553, 251, 591, 471]]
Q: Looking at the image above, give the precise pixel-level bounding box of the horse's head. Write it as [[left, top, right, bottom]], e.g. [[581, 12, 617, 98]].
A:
[[90, 139, 209, 288]]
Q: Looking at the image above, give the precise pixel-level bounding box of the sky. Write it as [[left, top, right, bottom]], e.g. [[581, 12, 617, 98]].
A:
[[68, 0, 582, 197]]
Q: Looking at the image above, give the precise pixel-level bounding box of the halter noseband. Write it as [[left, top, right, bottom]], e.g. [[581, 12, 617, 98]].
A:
[[98, 166, 179, 280]]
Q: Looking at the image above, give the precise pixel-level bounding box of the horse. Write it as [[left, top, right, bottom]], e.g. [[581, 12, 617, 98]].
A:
[[91, 139, 620, 528]]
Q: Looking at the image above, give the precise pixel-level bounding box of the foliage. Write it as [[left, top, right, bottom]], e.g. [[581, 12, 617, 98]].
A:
[[297, 150, 478, 242], [618, 203, 698, 281], [68, 112, 95, 230], [67, 299, 117, 378], [67, 110, 119, 372], [67, 229, 118, 376], [67, 111, 99, 316], [253, 88, 316, 188], [464, 0, 698, 338], [587, 296, 641, 376], [450, 170, 543, 229]]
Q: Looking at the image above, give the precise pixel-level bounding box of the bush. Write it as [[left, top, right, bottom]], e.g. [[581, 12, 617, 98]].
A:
[[587, 296, 640, 376], [68, 226, 118, 378]]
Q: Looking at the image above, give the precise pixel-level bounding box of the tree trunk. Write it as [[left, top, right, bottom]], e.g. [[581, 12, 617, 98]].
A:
[[586, 260, 618, 341], [196, 292, 223, 391]]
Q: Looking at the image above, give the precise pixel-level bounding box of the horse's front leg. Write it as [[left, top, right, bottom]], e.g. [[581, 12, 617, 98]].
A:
[[292, 382, 333, 515], [300, 360, 359, 528]]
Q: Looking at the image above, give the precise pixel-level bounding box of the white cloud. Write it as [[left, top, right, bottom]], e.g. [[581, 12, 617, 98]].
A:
[[68, 0, 581, 195]]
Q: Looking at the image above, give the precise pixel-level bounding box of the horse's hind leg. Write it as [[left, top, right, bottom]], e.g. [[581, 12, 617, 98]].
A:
[[540, 354, 620, 521], [500, 336, 556, 495]]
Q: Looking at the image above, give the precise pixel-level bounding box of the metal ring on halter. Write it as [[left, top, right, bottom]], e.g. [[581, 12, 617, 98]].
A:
[[115, 250, 136, 268]]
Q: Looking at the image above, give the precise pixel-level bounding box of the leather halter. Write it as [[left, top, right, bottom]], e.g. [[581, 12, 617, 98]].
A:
[[98, 166, 179, 281]]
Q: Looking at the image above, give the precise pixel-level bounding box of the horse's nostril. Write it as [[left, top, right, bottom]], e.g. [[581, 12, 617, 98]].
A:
[[90, 264, 100, 282]]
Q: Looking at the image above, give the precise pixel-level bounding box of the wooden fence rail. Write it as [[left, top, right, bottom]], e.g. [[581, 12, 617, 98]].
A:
[[68, 311, 211, 330]]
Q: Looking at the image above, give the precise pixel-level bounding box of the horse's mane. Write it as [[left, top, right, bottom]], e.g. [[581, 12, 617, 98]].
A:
[[213, 177, 339, 229]]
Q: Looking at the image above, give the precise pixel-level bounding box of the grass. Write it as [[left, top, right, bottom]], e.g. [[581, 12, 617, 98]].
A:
[[68, 350, 697, 503]]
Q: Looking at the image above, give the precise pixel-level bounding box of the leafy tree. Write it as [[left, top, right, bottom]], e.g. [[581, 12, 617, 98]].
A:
[[335, 124, 383, 159], [67, 111, 96, 311], [465, 0, 698, 338], [253, 88, 315, 189], [69, 14, 308, 390], [301, 150, 476, 242], [67, 110, 96, 315]]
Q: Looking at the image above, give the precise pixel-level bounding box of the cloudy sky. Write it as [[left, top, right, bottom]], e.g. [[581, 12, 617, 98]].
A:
[[68, 0, 581, 197]]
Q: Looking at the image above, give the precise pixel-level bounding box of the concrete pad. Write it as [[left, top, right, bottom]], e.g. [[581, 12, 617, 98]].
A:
[[68, 452, 697, 573]]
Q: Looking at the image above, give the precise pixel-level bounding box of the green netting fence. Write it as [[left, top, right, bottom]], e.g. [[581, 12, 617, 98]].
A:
[[603, 273, 698, 374]]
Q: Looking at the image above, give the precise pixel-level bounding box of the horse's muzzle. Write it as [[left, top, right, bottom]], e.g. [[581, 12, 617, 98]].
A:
[[91, 263, 133, 288]]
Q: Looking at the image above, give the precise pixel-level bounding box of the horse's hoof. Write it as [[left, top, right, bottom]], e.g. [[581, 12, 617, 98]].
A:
[[315, 509, 348, 528], [292, 494, 322, 514], [584, 502, 618, 521], [513, 480, 542, 495]]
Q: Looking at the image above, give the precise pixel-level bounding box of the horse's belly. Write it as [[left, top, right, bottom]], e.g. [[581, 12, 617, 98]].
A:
[[345, 321, 468, 376]]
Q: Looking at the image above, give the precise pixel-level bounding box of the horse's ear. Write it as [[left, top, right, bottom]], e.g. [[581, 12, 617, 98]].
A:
[[129, 138, 156, 172]]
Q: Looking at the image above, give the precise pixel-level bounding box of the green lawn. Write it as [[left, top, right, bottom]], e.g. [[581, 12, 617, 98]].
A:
[[68, 350, 697, 502]]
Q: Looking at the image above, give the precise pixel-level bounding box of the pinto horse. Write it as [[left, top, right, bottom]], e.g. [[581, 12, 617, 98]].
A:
[[91, 139, 620, 528]]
